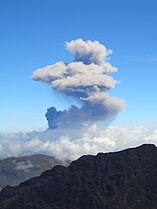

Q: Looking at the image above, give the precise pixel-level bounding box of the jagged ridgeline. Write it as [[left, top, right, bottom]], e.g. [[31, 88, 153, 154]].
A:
[[0, 144, 157, 209]]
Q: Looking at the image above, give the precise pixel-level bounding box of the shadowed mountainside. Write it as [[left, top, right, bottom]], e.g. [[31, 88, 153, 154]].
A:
[[0, 144, 157, 209], [0, 154, 69, 189]]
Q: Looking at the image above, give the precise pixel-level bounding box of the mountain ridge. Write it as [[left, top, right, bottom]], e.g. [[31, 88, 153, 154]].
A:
[[0, 153, 69, 189], [0, 144, 157, 209]]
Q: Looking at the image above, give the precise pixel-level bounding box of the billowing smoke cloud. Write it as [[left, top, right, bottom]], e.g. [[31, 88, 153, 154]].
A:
[[1, 40, 155, 161], [32, 39, 125, 129]]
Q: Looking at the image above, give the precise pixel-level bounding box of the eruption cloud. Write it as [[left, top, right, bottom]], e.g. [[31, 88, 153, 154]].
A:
[[1, 40, 156, 162], [32, 39, 125, 129]]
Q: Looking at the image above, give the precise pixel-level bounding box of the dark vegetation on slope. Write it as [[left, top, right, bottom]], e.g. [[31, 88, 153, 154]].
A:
[[0, 144, 157, 209]]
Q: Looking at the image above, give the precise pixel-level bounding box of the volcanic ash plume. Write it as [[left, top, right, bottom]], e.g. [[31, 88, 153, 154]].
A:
[[32, 39, 125, 129]]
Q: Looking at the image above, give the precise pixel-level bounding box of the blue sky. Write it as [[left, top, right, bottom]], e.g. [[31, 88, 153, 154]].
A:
[[0, 0, 157, 132]]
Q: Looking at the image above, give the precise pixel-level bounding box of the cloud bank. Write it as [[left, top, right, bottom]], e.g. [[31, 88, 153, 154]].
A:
[[0, 125, 157, 160], [32, 39, 125, 129]]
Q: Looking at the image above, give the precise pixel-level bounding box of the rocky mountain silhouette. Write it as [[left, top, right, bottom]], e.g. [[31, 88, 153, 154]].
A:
[[0, 144, 157, 209], [0, 154, 69, 189]]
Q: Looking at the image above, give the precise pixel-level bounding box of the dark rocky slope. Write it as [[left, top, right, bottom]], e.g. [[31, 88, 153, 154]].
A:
[[0, 144, 157, 209]]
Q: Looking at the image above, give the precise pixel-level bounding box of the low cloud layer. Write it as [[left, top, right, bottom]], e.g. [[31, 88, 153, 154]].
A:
[[14, 160, 34, 171], [32, 39, 125, 129], [0, 125, 157, 160]]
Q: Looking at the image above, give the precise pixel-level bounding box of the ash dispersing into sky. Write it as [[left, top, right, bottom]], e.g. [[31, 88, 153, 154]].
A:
[[0, 39, 131, 161], [32, 39, 125, 129]]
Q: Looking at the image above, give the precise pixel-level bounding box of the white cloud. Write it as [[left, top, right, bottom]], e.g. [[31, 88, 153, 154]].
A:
[[65, 39, 112, 64], [0, 125, 157, 161], [14, 160, 34, 171]]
